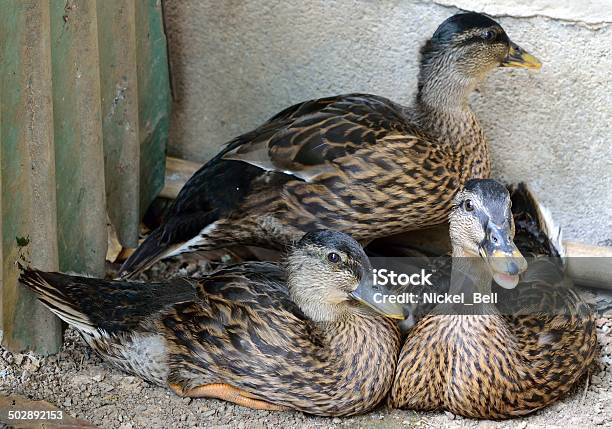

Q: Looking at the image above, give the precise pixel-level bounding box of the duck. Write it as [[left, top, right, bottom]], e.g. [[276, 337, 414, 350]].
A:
[[20, 230, 405, 417], [388, 179, 598, 418], [118, 12, 541, 278]]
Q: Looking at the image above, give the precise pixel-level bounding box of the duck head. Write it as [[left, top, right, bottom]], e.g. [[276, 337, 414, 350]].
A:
[[449, 179, 528, 289], [287, 230, 404, 322], [418, 12, 541, 108]]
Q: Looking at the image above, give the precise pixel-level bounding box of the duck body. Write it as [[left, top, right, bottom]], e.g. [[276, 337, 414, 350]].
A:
[[389, 180, 598, 418], [390, 293, 596, 418], [119, 12, 542, 278], [133, 93, 487, 263], [21, 231, 403, 417]]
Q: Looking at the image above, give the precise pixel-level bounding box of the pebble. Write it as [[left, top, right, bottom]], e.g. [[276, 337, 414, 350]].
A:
[[92, 373, 105, 382], [593, 416, 606, 425], [121, 376, 137, 385], [445, 411, 456, 420], [13, 353, 25, 366], [99, 382, 115, 392], [592, 375, 603, 386], [201, 410, 216, 418], [332, 417, 341, 424]]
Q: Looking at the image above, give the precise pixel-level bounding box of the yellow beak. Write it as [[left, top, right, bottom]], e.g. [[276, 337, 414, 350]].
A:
[[501, 42, 542, 70]]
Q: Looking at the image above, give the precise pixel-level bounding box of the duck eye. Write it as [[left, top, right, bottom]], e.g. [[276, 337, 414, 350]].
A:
[[481, 30, 495, 41], [464, 199, 474, 212], [327, 252, 341, 263]]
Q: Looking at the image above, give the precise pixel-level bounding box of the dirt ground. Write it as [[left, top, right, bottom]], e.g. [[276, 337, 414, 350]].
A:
[[1, 256, 611, 429]]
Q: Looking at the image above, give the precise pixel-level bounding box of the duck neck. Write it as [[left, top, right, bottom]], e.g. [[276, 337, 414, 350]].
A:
[[416, 58, 478, 115], [441, 246, 497, 315], [314, 311, 401, 414], [413, 60, 483, 145]]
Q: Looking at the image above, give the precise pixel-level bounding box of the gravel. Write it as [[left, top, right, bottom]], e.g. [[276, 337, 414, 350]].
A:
[[1, 254, 611, 428]]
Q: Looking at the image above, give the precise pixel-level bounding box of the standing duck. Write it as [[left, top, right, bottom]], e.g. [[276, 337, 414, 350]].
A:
[[20, 230, 405, 417], [119, 12, 541, 278], [389, 179, 597, 418]]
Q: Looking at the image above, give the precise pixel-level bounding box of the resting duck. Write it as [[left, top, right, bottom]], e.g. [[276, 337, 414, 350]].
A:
[[20, 230, 404, 417], [388, 179, 597, 418], [119, 12, 541, 278]]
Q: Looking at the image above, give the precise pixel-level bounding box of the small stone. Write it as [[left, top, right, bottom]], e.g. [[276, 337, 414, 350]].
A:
[[182, 397, 192, 405], [517, 421, 528, 429], [123, 376, 137, 383], [92, 373, 105, 382], [592, 375, 603, 386], [20, 370, 30, 383], [28, 355, 41, 368], [13, 353, 25, 365], [100, 382, 114, 392], [593, 416, 605, 425], [23, 359, 41, 373], [118, 424, 133, 429], [63, 397, 72, 407], [201, 410, 216, 418], [332, 417, 341, 424], [445, 411, 456, 420], [595, 318, 607, 328]]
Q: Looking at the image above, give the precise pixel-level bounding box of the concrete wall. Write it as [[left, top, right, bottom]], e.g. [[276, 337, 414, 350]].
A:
[[163, 0, 612, 245]]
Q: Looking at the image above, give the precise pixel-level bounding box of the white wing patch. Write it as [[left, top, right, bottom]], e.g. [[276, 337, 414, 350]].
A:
[[166, 223, 218, 257]]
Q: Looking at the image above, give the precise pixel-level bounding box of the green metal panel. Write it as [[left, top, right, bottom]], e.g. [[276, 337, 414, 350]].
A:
[[136, 0, 171, 216], [97, 0, 140, 248], [50, 0, 108, 276], [0, 1, 63, 354]]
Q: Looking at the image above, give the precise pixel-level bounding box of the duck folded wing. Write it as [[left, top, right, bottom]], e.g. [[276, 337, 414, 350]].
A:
[[222, 93, 418, 182]]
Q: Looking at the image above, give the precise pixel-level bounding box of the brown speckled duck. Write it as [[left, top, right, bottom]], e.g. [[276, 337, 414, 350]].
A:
[[389, 179, 597, 418], [20, 230, 404, 417], [119, 12, 541, 278]]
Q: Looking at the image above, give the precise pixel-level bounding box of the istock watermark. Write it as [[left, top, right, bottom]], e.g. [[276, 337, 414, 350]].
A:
[[372, 268, 433, 286]]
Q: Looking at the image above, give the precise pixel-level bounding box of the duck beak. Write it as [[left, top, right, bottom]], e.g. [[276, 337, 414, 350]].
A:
[[479, 224, 528, 289], [349, 275, 405, 320], [501, 42, 542, 70]]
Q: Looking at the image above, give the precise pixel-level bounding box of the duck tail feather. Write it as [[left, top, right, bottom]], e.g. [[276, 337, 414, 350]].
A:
[[19, 268, 97, 334], [519, 182, 564, 258], [511, 182, 565, 259], [118, 228, 169, 280]]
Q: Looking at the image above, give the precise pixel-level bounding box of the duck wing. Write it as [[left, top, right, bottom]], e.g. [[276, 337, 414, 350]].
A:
[[222, 93, 416, 182]]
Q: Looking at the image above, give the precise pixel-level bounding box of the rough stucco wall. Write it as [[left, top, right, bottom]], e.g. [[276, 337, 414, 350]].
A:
[[163, 0, 612, 245]]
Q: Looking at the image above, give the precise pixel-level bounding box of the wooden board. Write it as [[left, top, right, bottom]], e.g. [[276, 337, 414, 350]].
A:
[[97, 0, 141, 248], [135, 0, 171, 218], [50, 0, 107, 275], [0, 1, 63, 354]]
